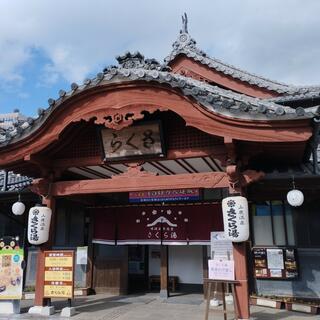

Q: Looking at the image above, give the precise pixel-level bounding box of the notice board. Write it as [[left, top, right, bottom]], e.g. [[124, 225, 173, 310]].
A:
[[252, 247, 298, 280], [44, 250, 74, 298]]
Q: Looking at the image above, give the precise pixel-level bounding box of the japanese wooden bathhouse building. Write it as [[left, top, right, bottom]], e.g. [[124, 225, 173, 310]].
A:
[[1, 18, 320, 318]]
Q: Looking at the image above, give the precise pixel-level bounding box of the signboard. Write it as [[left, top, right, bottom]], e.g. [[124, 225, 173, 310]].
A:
[[129, 188, 200, 203], [101, 122, 165, 160], [222, 196, 249, 242], [0, 237, 23, 300], [44, 250, 74, 298], [253, 247, 298, 280], [208, 259, 235, 281], [210, 232, 233, 260]]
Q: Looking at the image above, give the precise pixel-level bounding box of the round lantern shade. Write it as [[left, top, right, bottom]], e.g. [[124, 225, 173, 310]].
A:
[[222, 196, 249, 242], [12, 201, 26, 216], [287, 189, 304, 207], [27, 205, 52, 245]]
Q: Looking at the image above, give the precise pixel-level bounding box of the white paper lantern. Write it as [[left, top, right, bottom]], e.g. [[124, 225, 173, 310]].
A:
[[27, 205, 52, 245], [222, 196, 249, 242], [12, 201, 25, 215], [287, 189, 304, 207]]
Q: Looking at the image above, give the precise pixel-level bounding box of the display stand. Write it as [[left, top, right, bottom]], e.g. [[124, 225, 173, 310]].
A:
[[203, 279, 239, 320]]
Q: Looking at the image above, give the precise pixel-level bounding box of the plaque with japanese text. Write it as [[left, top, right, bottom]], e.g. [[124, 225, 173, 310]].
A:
[[101, 121, 165, 160], [44, 250, 74, 298]]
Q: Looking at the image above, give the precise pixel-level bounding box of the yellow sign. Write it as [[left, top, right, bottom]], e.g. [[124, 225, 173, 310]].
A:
[[43, 250, 74, 299], [45, 256, 73, 267], [45, 270, 73, 282], [44, 285, 73, 298]]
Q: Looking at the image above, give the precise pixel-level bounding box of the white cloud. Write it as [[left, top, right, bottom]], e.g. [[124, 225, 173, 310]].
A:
[[0, 0, 320, 87]]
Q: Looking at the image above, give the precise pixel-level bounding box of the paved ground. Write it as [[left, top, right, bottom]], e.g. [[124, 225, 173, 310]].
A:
[[0, 293, 320, 319]]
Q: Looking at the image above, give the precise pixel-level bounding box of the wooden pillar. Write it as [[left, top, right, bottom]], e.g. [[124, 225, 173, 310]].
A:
[[34, 196, 56, 306], [160, 245, 169, 298], [233, 242, 250, 319]]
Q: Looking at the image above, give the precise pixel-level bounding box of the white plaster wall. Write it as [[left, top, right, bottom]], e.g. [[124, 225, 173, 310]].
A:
[[148, 245, 204, 284], [169, 246, 203, 284]]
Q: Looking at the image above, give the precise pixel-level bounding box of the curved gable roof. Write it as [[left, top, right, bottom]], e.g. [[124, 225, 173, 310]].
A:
[[165, 30, 320, 96]]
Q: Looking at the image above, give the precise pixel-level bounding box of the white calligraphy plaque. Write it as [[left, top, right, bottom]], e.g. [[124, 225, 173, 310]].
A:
[[208, 259, 235, 281], [101, 122, 164, 160]]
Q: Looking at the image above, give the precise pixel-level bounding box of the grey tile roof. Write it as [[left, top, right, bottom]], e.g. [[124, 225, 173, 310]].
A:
[[164, 31, 320, 96], [0, 170, 32, 192], [0, 52, 316, 148], [267, 91, 320, 104]]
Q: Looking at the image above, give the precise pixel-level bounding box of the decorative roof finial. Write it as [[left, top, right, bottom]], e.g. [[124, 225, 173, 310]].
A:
[[181, 12, 188, 34]]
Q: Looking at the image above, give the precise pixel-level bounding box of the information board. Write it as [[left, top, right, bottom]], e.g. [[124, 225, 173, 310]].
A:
[[252, 247, 298, 280], [44, 250, 74, 298]]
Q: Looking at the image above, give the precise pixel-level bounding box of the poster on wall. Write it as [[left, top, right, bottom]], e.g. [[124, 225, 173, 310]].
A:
[[210, 232, 233, 260], [266, 248, 284, 269], [252, 247, 298, 280], [44, 250, 74, 299], [0, 236, 23, 300]]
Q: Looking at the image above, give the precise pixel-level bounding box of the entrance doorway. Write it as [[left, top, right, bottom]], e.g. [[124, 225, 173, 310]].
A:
[[128, 245, 149, 293]]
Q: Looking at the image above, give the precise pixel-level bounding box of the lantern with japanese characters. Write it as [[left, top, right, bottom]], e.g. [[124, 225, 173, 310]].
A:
[[27, 204, 52, 245], [222, 196, 249, 242]]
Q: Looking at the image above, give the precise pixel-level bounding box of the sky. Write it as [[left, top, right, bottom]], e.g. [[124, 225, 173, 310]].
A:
[[1, 0, 320, 117]]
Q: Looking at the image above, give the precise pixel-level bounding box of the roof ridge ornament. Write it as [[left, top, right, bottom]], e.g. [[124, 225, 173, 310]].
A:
[[164, 14, 207, 64], [181, 12, 188, 34], [114, 51, 171, 71]]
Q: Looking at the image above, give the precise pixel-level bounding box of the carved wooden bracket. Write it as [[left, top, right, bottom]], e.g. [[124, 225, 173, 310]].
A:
[[96, 111, 145, 130], [29, 178, 50, 196], [226, 165, 265, 193], [78, 105, 168, 131], [111, 163, 158, 179]]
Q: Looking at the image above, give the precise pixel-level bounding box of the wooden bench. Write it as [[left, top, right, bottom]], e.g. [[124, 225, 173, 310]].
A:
[[148, 275, 179, 292]]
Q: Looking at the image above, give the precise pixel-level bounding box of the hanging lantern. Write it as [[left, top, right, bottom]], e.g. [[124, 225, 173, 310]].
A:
[[27, 204, 52, 245], [222, 196, 249, 242], [287, 176, 304, 207], [12, 201, 25, 216], [287, 189, 304, 207]]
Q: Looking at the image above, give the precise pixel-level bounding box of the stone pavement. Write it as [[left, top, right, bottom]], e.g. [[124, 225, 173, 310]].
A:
[[0, 293, 320, 320]]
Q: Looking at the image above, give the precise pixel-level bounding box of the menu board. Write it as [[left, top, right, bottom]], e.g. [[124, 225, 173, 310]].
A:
[[252, 247, 298, 280], [44, 250, 74, 298]]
